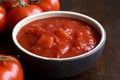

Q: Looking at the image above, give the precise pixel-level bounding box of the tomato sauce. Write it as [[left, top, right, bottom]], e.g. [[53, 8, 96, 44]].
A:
[[17, 17, 100, 58]]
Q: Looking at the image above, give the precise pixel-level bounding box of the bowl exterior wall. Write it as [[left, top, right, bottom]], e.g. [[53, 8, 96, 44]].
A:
[[19, 44, 105, 78]]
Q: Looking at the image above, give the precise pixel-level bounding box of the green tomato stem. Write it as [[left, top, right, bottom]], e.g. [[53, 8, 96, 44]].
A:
[[0, 56, 15, 66], [30, 0, 42, 4], [18, 0, 27, 7], [0, 56, 14, 61]]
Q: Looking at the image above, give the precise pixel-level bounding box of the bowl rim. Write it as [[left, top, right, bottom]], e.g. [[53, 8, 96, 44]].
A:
[[12, 11, 106, 61]]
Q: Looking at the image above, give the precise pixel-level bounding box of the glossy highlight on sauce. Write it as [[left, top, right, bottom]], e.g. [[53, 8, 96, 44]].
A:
[[17, 17, 100, 58]]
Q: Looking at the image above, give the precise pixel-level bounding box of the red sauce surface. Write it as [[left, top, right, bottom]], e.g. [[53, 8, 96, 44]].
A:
[[17, 17, 100, 58]]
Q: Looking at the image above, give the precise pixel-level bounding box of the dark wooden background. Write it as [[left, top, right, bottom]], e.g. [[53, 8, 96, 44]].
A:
[[0, 0, 120, 80]]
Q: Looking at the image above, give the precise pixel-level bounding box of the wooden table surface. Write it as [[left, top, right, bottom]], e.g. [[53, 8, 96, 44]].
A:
[[0, 0, 120, 80]]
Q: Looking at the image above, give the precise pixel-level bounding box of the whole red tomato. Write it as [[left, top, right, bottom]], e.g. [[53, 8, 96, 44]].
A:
[[31, 0, 60, 11], [0, 5, 6, 34], [7, 4, 42, 29], [2, 0, 30, 13], [0, 54, 24, 80]]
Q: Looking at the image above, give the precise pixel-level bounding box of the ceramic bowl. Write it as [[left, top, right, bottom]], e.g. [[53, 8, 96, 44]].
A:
[[12, 11, 106, 78]]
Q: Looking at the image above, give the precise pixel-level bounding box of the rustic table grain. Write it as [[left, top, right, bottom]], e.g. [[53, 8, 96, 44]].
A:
[[0, 0, 120, 80]]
